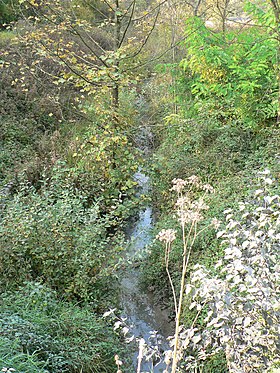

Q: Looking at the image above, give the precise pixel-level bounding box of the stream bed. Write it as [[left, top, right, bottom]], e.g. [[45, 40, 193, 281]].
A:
[[119, 169, 173, 372]]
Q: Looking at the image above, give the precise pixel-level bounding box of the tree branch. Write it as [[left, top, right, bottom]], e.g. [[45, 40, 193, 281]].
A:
[[118, 0, 136, 48], [127, 7, 160, 60]]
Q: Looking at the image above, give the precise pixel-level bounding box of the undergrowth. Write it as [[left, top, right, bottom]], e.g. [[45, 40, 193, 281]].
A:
[[0, 282, 123, 373]]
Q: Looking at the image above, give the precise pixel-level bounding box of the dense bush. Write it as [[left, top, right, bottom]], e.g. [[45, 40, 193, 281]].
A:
[[0, 282, 122, 372], [145, 26, 279, 265], [143, 113, 279, 299], [0, 28, 85, 186], [0, 1, 20, 26], [0, 162, 125, 304]]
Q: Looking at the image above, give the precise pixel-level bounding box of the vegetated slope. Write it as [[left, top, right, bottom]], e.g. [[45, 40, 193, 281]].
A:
[[141, 9, 280, 372], [0, 5, 139, 370]]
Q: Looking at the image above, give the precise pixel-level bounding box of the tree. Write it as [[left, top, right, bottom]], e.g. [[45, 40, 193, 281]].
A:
[[15, 0, 164, 114], [179, 3, 279, 128]]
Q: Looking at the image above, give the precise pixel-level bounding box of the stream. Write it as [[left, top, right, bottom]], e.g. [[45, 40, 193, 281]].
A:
[[119, 99, 173, 372]]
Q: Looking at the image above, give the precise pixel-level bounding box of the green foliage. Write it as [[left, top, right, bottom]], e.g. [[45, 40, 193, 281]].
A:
[[0, 282, 122, 372], [145, 119, 279, 271], [179, 12, 278, 128], [67, 118, 139, 213], [0, 1, 20, 26], [0, 162, 125, 304], [0, 116, 40, 182], [143, 105, 279, 359], [149, 113, 279, 209], [202, 352, 228, 373], [0, 30, 16, 46]]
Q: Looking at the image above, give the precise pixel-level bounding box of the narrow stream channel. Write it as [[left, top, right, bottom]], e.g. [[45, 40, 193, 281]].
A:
[[120, 170, 171, 372], [119, 99, 173, 372]]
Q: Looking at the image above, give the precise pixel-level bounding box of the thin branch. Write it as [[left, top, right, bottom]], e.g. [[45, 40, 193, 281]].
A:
[[123, 21, 205, 72], [102, 0, 115, 13], [165, 242, 178, 316], [83, 0, 109, 20], [126, 7, 160, 60], [78, 26, 109, 55], [55, 48, 101, 87], [69, 51, 101, 70], [131, 0, 168, 22], [118, 0, 136, 48], [69, 23, 110, 68]]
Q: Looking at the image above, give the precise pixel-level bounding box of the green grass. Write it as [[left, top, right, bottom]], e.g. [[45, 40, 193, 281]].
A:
[[0, 282, 123, 373]]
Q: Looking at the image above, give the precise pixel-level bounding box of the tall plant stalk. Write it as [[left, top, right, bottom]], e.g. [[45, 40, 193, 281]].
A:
[[157, 177, 215, 372]]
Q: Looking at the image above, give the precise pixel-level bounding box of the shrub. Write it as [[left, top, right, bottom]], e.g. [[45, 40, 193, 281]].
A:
[[0, 164, 124, 304], [180, 171, 280, 372], [180, 10, 278, 129]]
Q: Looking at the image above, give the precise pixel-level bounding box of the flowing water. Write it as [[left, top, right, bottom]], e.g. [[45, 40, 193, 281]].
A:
[[119, 105, 173, 372]]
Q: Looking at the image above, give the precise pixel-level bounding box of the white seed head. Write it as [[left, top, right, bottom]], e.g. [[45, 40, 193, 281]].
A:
[[171, 178, 187, 193], [156, 229, 177, 243]]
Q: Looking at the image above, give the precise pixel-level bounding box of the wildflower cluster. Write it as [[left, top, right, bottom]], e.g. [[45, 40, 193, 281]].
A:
[[170, 176, 214, 227]]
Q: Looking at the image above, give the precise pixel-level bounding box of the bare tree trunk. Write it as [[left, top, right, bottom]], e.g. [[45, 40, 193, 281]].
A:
[[186, 0, 203, 17], [168, 0, 178, 114], [194, 0, 202, 16]]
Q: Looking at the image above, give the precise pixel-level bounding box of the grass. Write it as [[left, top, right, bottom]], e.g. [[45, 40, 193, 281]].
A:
[[0, 282, 123, 373]]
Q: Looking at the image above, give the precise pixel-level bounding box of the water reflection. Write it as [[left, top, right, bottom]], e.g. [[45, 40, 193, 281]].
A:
[[120, 172, 172, 372]]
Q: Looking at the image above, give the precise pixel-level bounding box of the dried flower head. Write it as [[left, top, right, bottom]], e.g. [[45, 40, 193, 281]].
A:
[[114, 355, 123, 366], [171, 178, 187, 193], [176, 196, 191, 209], [191, 198, 209, 211], [178, 210, 203, 225], [156, 229, 177, 243], [164, 349, 173, 365], [187, 175, 201, 187]]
